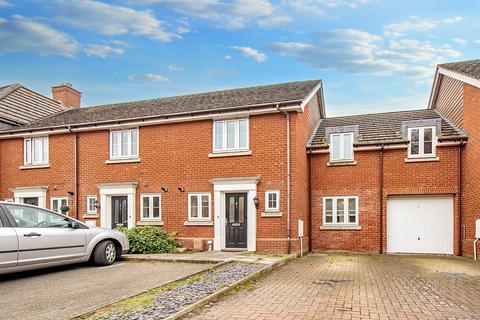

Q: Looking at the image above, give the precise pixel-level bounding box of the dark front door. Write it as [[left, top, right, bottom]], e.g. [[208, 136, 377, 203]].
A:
[[225, 193, 247, 248], [111, 196, 128, 229]]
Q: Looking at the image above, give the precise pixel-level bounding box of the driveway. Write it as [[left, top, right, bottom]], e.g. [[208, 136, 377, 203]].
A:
[[0, 260, 211, 320], [187, 254, 480, 320]]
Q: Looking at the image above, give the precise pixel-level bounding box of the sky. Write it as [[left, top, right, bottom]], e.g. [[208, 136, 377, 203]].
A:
[[0, 1, 478, 117]]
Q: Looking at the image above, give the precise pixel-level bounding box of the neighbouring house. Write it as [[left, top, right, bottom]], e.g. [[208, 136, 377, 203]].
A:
[[0, 80, 324, 253], [429, 59, 480, 257], [0, 60, 479, 257]]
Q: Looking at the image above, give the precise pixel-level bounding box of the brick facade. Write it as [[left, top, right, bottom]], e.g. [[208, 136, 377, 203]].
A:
[[311, 146, 461, 255]]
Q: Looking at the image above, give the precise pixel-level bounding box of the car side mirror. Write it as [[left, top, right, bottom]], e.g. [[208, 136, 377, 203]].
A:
[[70, 220, 80, 229]]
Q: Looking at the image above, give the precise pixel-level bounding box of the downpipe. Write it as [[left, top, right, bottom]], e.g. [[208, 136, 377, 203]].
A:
[[277, 105, 291, 254], [474, 239, 479, 261]]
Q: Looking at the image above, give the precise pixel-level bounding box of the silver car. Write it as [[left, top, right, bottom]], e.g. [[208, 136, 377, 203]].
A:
[[0, 201, 129, 275]]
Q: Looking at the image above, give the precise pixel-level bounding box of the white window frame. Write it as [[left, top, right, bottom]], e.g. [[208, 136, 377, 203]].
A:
[[110, 128, 139, 160], [50, 196, 68, 215], [329, 132, 354, 162], [323, 196, 359, 226], [265, 190, 280, 212], [4, 198, 13, 202], [24, 136, 49, 165], [140, 194, 162, 221], [408, 126, 436, 158], [188, 193, 211, 221], [212, 118, 249, 153], [86, 196, 97, 214]]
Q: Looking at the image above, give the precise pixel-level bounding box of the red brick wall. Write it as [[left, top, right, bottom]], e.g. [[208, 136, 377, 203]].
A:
[[461, 83, 480, 257], [0, 103, 320, 253], [311, 146, 460, 254]]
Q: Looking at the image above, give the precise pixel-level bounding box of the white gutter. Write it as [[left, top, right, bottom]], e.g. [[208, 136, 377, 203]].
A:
[[277, 105, 291, 254]]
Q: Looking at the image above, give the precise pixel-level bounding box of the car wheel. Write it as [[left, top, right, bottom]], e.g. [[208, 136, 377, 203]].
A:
[[94, 240, 117, 266]]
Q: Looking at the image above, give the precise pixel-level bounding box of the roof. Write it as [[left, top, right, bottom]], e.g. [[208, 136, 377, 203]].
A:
[[12, 80, 321, 131], [309, 109, 466, 148], [439, 59, 480, 81], [0, 84, 64, 126]]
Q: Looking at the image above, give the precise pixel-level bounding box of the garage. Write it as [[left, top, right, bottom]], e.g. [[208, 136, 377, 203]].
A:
[[387, 196, 454, 254]]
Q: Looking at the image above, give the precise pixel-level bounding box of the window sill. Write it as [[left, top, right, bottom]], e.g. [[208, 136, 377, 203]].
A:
[[327, 160, 357, 167], [137, 220, 164, 226], [208, 150, 252, 158], [82, 214, 99, 219], [404, 157, 439, 163], [184, 220, 214, 226], [105, 158, 141, 164], [320, 225, 362, 231], [19, 164, 51, 170], [261, 211, 283, 217]]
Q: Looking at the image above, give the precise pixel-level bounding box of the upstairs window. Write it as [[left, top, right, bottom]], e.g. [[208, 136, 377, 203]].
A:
[[408, 127, 435, 158], [24, 137, 48, 165], [323, 196, 358, 225], [110, 128, 138, 159], [329, 133, 353, 162], [213, 119, 248, 152]]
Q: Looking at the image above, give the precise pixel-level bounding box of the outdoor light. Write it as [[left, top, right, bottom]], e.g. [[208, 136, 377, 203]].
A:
[[67, 191, 74, 195], [178, 186, 185, 192], [161, 186, 169, 192], [253, 196, 259, 209], [94, 200, 100, 210]]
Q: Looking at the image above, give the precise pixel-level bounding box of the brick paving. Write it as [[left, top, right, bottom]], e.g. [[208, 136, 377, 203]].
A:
[[186, 254, 480, 320]]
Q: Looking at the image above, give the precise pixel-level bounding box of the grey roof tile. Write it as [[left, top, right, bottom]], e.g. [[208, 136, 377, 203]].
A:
[[439, 59, 480, 81], [14, 80, 321, 130], [309, 109, 466, 148]]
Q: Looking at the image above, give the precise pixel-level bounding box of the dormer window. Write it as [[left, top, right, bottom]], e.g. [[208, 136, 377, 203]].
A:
[[330, 132, 353, 162], [408, 127, 436, 158]]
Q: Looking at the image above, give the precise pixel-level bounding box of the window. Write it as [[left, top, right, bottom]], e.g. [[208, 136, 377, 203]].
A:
[[51, 197, 68, 215], [110, 128, 139, 159], [265, 190, 280, 212], [323, 196, 358, 225], [87, 196, 97, 214], [141, 194, 161, 221], [408, 127, 436, 158], [188, 193, 211, 220], [6, 203, 71, 228], [24, 137, 48, 165], [213, 119, 248, 152], [329, 133, 353, 162]]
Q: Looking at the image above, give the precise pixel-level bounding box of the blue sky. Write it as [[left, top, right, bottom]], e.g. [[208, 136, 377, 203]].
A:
[[0, 1, 478, 116]]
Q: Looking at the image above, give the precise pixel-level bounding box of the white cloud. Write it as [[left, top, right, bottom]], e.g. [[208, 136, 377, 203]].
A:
[[133, 0, 291, 29], [128, 74, 170, 82], [55, 0, 181, 41], [452, 37, 468, 45], [167, 65, 182, 71], [443, 16, 463, 24], [0, 15, 79, 56], [84, 44, 124, 58], [378, 39, 461, 62], [231, 46, 267, 62], [384, 17, 437, 33], [0, 0, 12, 7], [475, 40, 480, 45], [223, 54, 232, 60]]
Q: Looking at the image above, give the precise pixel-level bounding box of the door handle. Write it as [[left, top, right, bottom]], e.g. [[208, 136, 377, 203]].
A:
[[24, 232, 42, 237]]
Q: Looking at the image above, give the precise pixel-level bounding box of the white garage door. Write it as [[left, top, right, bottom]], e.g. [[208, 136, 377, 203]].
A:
[[387, 196, 454, 254]]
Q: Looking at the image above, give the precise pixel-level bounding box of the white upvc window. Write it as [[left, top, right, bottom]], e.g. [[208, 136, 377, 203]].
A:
[[323, 196, 358, 225], [188, 193, 211, 221], [87, 196, 97, 214], [329, 132, 353, 162], [51, 197, 68, 215], [265, 190, 280, 212], [110, 128, 139, 159], [141, 194, 161, 221], [408, 127, 436, 158], [213, 118, 248, 152], [24, 137, 49, 165]]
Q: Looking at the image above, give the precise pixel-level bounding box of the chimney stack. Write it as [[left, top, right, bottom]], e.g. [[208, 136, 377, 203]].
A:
[[52, 83, 81, 109]]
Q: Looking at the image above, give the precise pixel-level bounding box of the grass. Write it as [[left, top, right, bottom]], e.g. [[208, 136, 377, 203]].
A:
[[241, 252, 290, 260]]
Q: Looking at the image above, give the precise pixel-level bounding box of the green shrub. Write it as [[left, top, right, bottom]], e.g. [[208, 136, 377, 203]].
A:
[[116, 226, 180, 254]]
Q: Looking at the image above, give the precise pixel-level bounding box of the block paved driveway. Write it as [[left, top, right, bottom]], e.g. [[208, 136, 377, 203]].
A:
[[187, 254, 480, 320]]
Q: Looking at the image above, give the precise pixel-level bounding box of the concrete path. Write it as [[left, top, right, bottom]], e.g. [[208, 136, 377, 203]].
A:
[[0, 260, 211, 320], [186, 253, 480, 320]]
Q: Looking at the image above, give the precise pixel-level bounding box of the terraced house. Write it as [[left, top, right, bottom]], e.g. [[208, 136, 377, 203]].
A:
[[0, 59, 479, 257]]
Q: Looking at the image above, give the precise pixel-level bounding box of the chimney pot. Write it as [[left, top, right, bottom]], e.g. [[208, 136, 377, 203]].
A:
[[52, 83, 81, 109]]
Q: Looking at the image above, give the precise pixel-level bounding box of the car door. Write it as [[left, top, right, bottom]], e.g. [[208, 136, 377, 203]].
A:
[[0, 206, 18, 269], [3, 203, 87, 267]]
